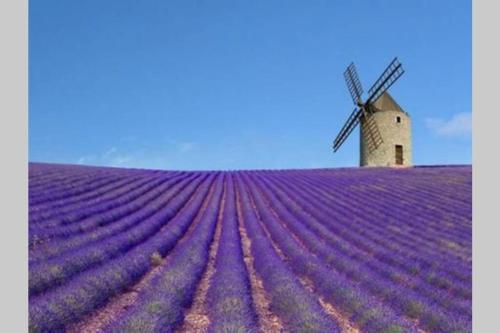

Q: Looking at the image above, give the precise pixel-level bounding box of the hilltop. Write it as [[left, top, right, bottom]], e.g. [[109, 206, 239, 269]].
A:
[[28, 163, 472, 333]]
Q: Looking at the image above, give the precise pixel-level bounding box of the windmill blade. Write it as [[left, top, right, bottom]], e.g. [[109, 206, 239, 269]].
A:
[[344, 63, 364, 105], [365, 57, 405, 104], [333, 107, 363, 152], [361, 113, 384, 153]]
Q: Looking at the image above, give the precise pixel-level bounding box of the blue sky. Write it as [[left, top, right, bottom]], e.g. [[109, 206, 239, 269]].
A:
[[29, 0, 471, 170]]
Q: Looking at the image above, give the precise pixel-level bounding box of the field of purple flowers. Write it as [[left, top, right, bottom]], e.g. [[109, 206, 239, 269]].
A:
[[28, 162, 472, 333]]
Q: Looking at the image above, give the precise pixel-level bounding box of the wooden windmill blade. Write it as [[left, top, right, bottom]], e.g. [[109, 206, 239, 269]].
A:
[[332, 107, 363, 151], [343, 63, 364, 105], [333, 57, 405, 154], [333, 62, 365, 152], [361, 112, 384, 153], [332, 57, 411, 167], [365, 57, 405, 105], [357, 58, 405, 153]]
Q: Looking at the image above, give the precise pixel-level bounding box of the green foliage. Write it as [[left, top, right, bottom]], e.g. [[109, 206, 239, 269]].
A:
[[404, 300, 424, 318], [147, 301, 165, 315], [49, 265, 63, 278], [215, 322, 249, 333], [381, 324, 405, 333], [215, 296, 245, 315], [357, 308, 381, 327], [123, 317, 155, 333], [150, 252, 162, 267]]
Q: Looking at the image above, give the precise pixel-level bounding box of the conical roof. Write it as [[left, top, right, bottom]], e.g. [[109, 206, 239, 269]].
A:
[[371, 92, 405, 113]]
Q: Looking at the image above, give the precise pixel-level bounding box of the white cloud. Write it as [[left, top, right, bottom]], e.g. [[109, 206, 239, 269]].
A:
[[100, 147, 134, 167], [109, 155, 134, 167], [76, 142, 180, 169], [102, 147, 118, 159], [178, 142, 196, 153], [130, 156, 169, 170], [425, 112, 472, 138], [76, 155, 95, 165]]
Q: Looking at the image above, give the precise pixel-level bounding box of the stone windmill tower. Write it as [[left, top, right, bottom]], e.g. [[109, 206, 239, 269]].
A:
[[333, 58, 412, 167]]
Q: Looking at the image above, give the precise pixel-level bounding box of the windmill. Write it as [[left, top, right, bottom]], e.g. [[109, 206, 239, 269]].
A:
[[332, 57, 413, 167]]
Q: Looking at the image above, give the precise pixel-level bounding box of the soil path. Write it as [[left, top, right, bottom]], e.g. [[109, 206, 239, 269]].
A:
[[247, 176, 359, 333], [236, 182, 284, 333], [67, 179, 216, 333], [175, 180, 226, 333]]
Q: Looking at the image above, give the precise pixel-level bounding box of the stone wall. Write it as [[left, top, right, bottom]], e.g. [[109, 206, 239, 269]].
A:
[[360, 110, 412, 167]]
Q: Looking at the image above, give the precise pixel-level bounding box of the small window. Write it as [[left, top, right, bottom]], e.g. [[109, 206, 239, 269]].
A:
[[396, 116, 401, 123]]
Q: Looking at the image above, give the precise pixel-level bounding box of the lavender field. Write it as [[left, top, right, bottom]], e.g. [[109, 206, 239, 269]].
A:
[[28, 162, 472, 333]]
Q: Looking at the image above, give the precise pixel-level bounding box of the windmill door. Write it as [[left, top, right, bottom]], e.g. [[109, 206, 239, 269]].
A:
[[395, 145, 403, 165]]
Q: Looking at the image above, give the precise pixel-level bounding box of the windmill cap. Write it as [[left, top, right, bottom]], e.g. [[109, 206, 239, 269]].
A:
[[371, 92, 408, 115]]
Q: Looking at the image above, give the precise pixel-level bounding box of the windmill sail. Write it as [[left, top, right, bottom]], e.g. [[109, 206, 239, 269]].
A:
[[333, 107, 362, 151], [344, 63, 364, 105], [361, 114, 384, 153], [333, 57, 405, 156], [366, 58, 404, 104]]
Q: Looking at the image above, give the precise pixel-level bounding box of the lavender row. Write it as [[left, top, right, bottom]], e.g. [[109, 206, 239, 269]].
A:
[[283, 172, 471, 283], [30, 175, 156, 224], [250, 173, 471, 332], [234, 175, 342, 333], [29, 174, 196, 246], [29, 173, 170, 222], [257, 173, 471, 304], [318, 167, 471, 206], [28, 163, 151, 192], [320, 172, 472, 238], [29, 174, 217, 332], [104, 174, 224, 333], [292, 168, 471, 221], [29, 173, 128, 206], [272, 173, 472, 307], [29, 173, 178, 228], [29, 165, 161, 202], [306, 170, 471, 236], [29, 173, 147, 211], [242, 173, 418, 333], [29, 170, 99, 191], [206, 174, 258, 332], [295, 171, 472, 278], [373, 167, 472, 204], [266, 172, 471, 295], [29, 175, 197, 259], [279, 173, 472, 303], [29, 164, 113, 189], [297, 171, 471, 243], [28, 164, 472, 333], [29, 173, 125, 205], [29, 174, 208, 296], [310, 166, 471, 206]]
